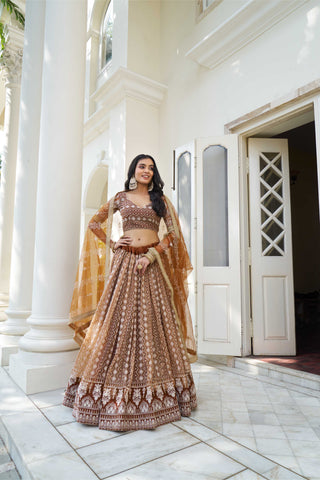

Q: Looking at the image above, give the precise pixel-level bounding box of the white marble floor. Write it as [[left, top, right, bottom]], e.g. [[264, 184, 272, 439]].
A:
[[1, 360, 320, 479], [0, 435, 20, 479]]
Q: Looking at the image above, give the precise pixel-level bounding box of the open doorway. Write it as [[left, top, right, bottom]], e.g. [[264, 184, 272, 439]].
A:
[[275, 122, 320, 356], [252, 121, 320, 374]]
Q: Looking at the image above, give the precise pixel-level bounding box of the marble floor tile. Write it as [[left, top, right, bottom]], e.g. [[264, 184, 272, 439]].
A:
[[255, 438, 293, 456], [57, 421, 124, 449], [263, 464, 306, 480], [290, 394, 320, 406], [77, 423, 199, 478], [29, 388, 65, 408], [190, 417, 223, 432], [0, 461, 15, 474], [298, 406, 320, 418], [276, 414, 308, 426], [27, 451, 98, 480], [172, 417, 220, 441], [266, 455, 302, 474], [107, 442, 244, 480], [191, 408, 222, 423], [41, 404, 75, 426], [228, 470, 266, 480], [207, 436, 275, 474], [0, 443, 11, 465], [313, 426, 320, 439], [305, 416, 320, 428], [283, 425, 319, 441], [248, 412, 280, 426], [196, 399, 222, 413], [246, 403, 275, 414], [252, 425, 286, 439], [1, 411, 71, 465], [222, 423, 255, 438], [243, 394, 270, 405], [271, 404, 301, 415], [229, 436, 257, 450], [289, 439, 320, 458], [0, 470, 21, 480], [297, 457, 320, 477], [222, 410, 251, 424], [0, 369, 37, 417], [222, 401, 248, 413]]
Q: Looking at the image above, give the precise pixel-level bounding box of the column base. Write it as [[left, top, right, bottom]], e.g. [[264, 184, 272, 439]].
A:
[[9, 349, 79, 394], [0, 334, 20, 366], [0, 309, 31, 364]]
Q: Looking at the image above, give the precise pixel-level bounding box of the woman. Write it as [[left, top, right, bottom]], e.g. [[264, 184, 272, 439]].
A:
[[63, 154, 197, 431]]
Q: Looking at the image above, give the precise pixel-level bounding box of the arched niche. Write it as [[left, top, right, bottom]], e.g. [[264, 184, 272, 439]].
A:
[[83, 164, 109, 232]]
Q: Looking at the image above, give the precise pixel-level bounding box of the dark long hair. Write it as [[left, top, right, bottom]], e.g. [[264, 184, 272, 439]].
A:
[[124, 154, 166, 218]]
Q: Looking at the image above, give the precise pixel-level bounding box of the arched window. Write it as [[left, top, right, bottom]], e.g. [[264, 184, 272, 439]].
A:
[[100, 0, 113, 70]]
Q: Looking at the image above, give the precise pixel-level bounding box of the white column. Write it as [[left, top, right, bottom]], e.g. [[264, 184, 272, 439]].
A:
[[0, 1, 46, 366], [9, 0, 87, 394], [0, 27, 24, 321]]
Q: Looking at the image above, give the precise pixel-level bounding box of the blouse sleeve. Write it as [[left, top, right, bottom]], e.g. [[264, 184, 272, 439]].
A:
[[88, 193, 120, 245], [154, 204, 176, 254]]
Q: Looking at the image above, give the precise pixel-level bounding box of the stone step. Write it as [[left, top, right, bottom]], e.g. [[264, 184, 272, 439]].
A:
[[234, 357, 320, 392]]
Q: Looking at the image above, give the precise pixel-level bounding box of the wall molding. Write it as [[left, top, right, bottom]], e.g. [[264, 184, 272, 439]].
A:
[[224, 78, 320, 135], [186, 0, 309, 69], [84, 67, 167, 145]]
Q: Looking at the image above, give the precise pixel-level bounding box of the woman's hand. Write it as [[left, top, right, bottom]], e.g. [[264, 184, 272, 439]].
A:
[[114, 235, 132, 250], [134, 256, 150, 275]]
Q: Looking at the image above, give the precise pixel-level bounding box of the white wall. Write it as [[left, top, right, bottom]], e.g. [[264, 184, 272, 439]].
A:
[[158, 0, 320, 172], [127, 0, 161, 81]]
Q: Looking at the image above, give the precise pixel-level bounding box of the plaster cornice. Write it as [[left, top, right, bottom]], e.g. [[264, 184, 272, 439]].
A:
[[91, 66, 167, 109], [186, 0, 309, 69], [84, 67, 167, 145]]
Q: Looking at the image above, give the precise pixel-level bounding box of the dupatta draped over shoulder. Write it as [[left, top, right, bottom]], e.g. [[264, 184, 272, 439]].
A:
[[69, 193, 198, 364]]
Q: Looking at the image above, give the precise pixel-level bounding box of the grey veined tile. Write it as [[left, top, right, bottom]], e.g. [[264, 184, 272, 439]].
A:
[[207, 436, 275, 474], [255, 438, 293, 456], [57, 421, 125, 449], [263, 464, 306, 480], [77, 423, 199, 478], [109, 442, 244, 480], [27, 451, 98, 480], [29, 388, 65, 408], [1, 411, 71, 465], [172, 417, 220, 441], [228, 470, 266, 480], [41, 404, 75, 426]]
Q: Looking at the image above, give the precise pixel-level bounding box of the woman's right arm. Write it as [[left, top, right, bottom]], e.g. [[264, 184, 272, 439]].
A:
[[88, 194, 120, 245]]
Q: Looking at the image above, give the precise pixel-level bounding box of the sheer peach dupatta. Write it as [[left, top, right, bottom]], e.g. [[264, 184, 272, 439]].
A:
[[68, 195, 198, 363]]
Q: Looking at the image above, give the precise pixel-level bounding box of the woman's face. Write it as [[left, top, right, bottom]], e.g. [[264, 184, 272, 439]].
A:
[[134, 158, 154, 186]]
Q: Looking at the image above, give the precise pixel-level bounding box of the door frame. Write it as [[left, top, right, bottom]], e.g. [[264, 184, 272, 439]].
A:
[[225, 88, 320, 356]]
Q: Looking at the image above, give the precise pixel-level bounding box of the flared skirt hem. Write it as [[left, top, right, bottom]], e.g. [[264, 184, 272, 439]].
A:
[[63, 402, 196, 431], [63, 373, 197, 431]]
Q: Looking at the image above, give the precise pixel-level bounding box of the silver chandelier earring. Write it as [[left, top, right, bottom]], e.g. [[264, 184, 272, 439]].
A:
[[148, 181, 154, 192], [129, 176, 137, 190]]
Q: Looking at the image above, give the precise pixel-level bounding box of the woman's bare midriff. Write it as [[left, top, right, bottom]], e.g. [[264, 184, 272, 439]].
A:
[[123, 229, 159, 247]]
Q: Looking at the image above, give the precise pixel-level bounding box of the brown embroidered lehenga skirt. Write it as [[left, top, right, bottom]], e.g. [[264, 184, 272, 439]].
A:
[[63, 245, 197, 431]]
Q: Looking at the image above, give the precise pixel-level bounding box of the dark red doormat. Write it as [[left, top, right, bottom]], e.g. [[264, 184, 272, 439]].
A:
[[251, 354, 320, 376]]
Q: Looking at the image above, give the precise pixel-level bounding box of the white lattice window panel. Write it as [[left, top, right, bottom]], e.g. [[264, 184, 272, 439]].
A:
[[259, 152, 285, 256]]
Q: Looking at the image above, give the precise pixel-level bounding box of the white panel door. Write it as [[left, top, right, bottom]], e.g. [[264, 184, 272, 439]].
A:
[[196, 135, 241, 355], [172, 143, 197, 333], [248, 138, 296, 355]]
